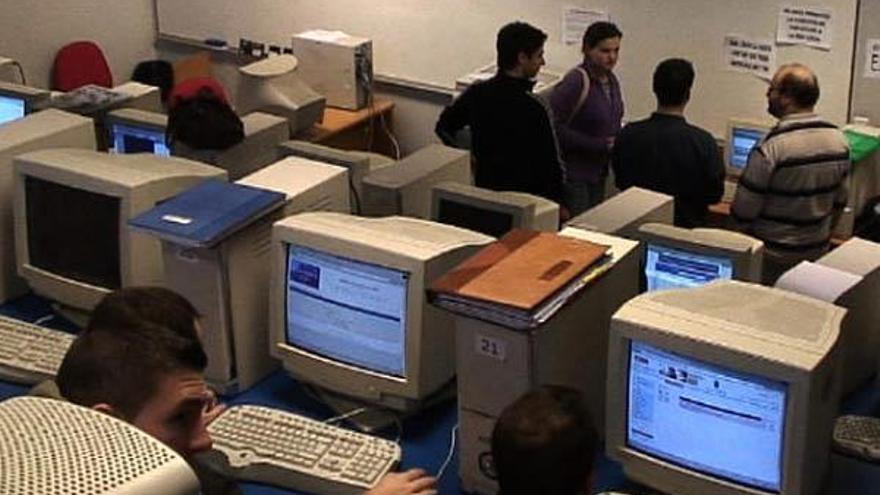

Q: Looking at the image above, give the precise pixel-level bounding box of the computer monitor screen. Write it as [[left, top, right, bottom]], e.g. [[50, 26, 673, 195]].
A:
[[25, 176, 121, 289], [627, 340, 787, 492], [644, 243, 733, 291], [110, 123, 170, 156], [286, 244, 408, 377], [436, 198, 514, 238], [729, 126, 766, 170], [0, 95, 25, 125]]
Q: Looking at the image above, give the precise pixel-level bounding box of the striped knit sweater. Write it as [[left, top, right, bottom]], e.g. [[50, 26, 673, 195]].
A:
[[731, 112, 850, 253]]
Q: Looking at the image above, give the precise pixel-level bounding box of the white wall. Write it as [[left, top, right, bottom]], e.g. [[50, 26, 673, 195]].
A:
[[1, 0, 157, 89]]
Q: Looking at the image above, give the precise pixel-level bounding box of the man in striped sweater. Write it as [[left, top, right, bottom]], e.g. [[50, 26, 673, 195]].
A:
[[732, 63, 850, 284]]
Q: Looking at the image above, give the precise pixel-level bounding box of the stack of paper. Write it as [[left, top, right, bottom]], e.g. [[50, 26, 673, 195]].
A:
[[430, 229, 610, 329]]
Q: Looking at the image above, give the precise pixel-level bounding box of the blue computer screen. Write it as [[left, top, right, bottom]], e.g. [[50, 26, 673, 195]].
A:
[[627, 340, 787, 492], [645, 244, 734, 292], [110, 123, 170, 157], [285, 245, 409, 377], [0, 95, 26, 126], [730, 127, 766, 169]]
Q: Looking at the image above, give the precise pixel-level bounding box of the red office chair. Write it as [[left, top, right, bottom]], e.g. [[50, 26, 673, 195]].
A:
[[52, 41, 113, 91]]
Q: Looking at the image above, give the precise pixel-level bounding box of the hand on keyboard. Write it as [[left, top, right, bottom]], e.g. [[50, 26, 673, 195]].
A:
[[364, 468, 437, 495]]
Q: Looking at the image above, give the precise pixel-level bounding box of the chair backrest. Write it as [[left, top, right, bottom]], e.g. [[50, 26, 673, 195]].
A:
[[52, 41, 113, 91], [132, 60, 174, 103]]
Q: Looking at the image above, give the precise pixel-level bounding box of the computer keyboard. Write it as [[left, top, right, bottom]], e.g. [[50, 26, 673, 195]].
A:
[[0, 315, 74, 385], [207, 404, 402, 495]]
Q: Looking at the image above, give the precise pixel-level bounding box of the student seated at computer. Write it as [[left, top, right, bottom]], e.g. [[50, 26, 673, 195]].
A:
[[492, 385, 599, 495], [166, 77, 245, 164], [40, 287, 437, 495]]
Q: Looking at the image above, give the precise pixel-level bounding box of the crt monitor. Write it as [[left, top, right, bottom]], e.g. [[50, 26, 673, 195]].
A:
[[361, 144, 472, 219], [430, 181, 560, 237], [0, 81, 50, 126], [566, 186, 674, 239], [236, 54, 325, 136], [13, 148, 226, 312], [636, 222, 764, 291], [0, 109, 96, 303], [270, 212, 493, 416], [105, 108, 170, 156], [607, 281, 844, 495], [726, 119, 771, 178]]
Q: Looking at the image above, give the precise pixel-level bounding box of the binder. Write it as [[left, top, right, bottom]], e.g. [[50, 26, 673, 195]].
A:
[[128, 179, 286, 248], [430, 229, 611, 329]]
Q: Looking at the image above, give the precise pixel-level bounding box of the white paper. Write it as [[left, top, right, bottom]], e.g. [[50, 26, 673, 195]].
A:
[[776, 6, 833, 50], [562, 6, 609, 45], [865, 39, 880, 79], [296, 29, 349, 43], [774, 261, 862, 303], [724, 35, 777, 80]]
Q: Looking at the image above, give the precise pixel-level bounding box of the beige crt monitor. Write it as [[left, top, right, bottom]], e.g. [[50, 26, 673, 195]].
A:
[[607, 281, 844, 495], [172, 112, 288, 181], [636, 223, 764, 291], [725, 118, 772, 179], [236, 55, 325, 135], [269, 212, 493, 414], [161, 157, 349, 393], [0, 397, 199, 494], [278, 139, 396, 214], [567, 187, 674, 239], [105, 108, 169, 156], [361, 144, 471, 218], [13, 148, 226, 311], [429, 181, 559, 237], [0, 109, 96, 303]]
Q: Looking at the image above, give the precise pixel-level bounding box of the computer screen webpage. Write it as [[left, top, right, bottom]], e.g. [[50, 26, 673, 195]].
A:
[[0, 95, 25, 125], [627, 340, 787, 492], [285, 245, 408, 377], [111, 124, 170, 157], [730, 127, 765, 170], [645, 244, 734, 291], [437, 198, 514, 238]]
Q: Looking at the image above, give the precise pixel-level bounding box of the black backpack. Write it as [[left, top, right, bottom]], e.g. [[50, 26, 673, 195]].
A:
[[166, 90, 244, 151]]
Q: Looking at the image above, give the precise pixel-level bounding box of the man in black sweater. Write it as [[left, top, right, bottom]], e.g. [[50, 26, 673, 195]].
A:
[[612, 58, 723, 227], [435, 21, 567, 215]]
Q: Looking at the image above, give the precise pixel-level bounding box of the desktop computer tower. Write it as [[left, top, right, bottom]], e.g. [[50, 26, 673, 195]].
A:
[[452, 228, 639, 494], [293, 31, 372, 110]]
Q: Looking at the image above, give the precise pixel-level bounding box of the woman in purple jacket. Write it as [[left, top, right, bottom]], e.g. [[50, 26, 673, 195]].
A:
[[550, 22, 624, 215]]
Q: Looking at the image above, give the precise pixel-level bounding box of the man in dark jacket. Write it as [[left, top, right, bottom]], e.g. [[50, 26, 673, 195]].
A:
[[435, 21, 567, 214]]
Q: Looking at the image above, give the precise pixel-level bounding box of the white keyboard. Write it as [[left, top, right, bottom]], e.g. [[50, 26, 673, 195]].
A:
[[208, 404, 402, 495], [0, 315, 74, 385]]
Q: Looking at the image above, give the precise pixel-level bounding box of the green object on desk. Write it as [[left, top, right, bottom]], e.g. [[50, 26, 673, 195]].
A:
[[845, 129, 880, 163]]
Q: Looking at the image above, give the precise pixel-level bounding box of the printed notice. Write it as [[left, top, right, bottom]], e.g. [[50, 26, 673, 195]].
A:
[[866, 39, 880, 79], [777, 6, 833, 50], [562, 6, 609, 45], [724, 35, 776, 80]]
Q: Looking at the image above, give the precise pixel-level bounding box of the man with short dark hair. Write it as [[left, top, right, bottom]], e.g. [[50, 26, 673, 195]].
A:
[[435, 21, 567, 213], [732, 63, 850, 283], [52, 287, 437, 495], [612, 58, 724, 227], [492, 385, 598, 495]]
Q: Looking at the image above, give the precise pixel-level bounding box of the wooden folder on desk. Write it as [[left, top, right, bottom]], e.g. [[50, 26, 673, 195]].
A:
[[431, 229, 609, 311]]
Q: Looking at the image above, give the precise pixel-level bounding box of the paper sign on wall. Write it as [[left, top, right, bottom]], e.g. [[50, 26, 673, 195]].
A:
[[777, 6, 833, 50], [724, 35, 776, 80], [562, 7, 609, 45], [865, 39, 880, 80]]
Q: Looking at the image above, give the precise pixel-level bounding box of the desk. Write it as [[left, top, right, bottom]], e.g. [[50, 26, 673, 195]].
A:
[[298, 99, 396, 158]]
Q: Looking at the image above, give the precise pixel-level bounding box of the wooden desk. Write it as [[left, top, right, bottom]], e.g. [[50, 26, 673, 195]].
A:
[[298, 99, 396, 157]]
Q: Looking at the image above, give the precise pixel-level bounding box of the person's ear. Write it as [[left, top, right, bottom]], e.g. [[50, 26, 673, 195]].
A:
[[91, 403, 123, 419]]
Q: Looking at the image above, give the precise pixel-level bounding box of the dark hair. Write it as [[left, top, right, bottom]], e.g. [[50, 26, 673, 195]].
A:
[[57, 288, 207, 419], [496, 22, 547, 72], [653, 58, 695, 107], [86, 286, 201, 342], [131, 60, 174, 103], [492, 385, 598, 495], [166, 89, 244, 151], [776, 64, 820, 108], [582, 21, 622, 49]]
